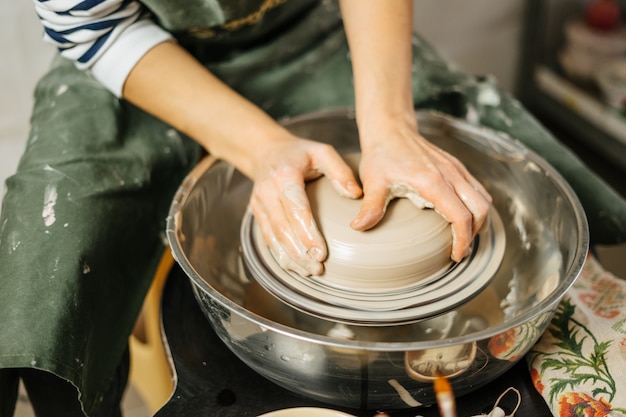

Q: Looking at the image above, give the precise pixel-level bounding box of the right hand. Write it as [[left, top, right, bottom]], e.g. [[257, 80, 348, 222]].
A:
[[249, 136, 362, 276], [351, 118, 492, 262]]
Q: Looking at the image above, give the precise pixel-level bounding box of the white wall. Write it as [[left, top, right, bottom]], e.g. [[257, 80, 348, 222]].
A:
[[0, 1, 526, 208], [0, 1, 55, 206], [413, 0, 526, 92]]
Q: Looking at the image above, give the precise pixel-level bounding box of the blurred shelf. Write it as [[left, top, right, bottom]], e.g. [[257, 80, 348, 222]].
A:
[[534, 66, 626, 146], [517, 0, 626, 176], [527, 65, 626, 170]]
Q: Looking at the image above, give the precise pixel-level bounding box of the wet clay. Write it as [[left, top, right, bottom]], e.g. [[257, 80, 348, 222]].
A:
[[306, 153, 453, 291], [242, 152, 506, 324]]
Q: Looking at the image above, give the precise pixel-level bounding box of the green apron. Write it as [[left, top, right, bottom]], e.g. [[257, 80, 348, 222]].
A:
[[1, 0, 625, 415]]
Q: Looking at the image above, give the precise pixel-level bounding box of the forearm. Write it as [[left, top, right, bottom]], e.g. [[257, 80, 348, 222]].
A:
[[122, 40, 294, 178], [338, 0, 416, 143], [36, 0, 296, 179]]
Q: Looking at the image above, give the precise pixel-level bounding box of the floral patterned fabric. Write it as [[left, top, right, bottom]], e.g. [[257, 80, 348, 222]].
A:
[[528, 252, 626, 417]]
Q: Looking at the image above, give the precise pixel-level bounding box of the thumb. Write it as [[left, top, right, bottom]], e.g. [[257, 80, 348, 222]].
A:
[[350, 186, 389, 231]]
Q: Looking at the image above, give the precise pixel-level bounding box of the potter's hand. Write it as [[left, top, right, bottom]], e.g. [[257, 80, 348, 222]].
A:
[[352, 120, 492, 263], [249, 137, 362, 276]]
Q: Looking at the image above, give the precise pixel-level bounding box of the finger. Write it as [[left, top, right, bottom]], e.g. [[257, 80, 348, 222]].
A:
[[409, 175, 474, 262], [417, 155, 491, 258], [455, 179, 492, 234], [437, 199, 473, 263], [350, 179, 389, 231], [395, 180, 474, 261], [310, 145, 362, 199], [446, 156, 492, 207], [281, 178, 327, 260], [445, 161, 492, 233], [250, 181, 325, 276], [252, 200, 318, 276]]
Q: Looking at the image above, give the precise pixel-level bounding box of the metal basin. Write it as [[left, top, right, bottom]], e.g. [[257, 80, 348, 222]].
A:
[[166, 110, 588, 410]]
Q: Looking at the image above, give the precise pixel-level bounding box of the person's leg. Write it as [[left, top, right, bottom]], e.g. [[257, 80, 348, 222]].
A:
[[20, 348, 128, 417], [0, 55, 200, 416], [0, 369, 19, 417]]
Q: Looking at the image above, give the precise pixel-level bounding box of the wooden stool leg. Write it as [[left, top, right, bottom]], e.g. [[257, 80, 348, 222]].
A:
[[129, 249, 175, 414]]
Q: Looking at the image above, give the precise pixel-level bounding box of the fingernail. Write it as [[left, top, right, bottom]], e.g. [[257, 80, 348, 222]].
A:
[[308, 262, 324, 276], [452, 245, 471, 263], [350, 217, 364, 230], [309, 246, 324, 261], [332, 179, 362, 199], [351, 212, 378, 231], [346, 180, 361, 196]]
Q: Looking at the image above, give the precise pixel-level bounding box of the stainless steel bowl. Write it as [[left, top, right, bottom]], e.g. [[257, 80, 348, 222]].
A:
[[166, 110, 588, 410]]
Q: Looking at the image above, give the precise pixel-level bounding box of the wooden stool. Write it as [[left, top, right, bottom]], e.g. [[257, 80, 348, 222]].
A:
[[129, 250, 175, 414]]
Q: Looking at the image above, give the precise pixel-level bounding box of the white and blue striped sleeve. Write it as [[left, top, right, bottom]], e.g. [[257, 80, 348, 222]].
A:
[[34, 0, 174, 96]]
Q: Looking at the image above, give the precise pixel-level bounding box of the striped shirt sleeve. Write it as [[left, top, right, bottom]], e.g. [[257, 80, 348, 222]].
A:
[[34, 0, 173, 96]]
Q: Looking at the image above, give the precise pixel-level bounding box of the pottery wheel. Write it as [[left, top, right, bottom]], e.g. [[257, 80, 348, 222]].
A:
[[241, 154, 506, 325]]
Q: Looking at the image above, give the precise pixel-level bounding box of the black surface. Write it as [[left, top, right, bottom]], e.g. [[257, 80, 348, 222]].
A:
[[155, 265, 553, 417]]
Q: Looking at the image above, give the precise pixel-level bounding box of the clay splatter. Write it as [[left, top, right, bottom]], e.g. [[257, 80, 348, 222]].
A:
[[42, 185, 58, 227]]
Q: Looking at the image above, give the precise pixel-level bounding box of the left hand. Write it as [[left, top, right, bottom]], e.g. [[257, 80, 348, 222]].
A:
[[351, 115, 492, 263], [249, 135, 362, 276]]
